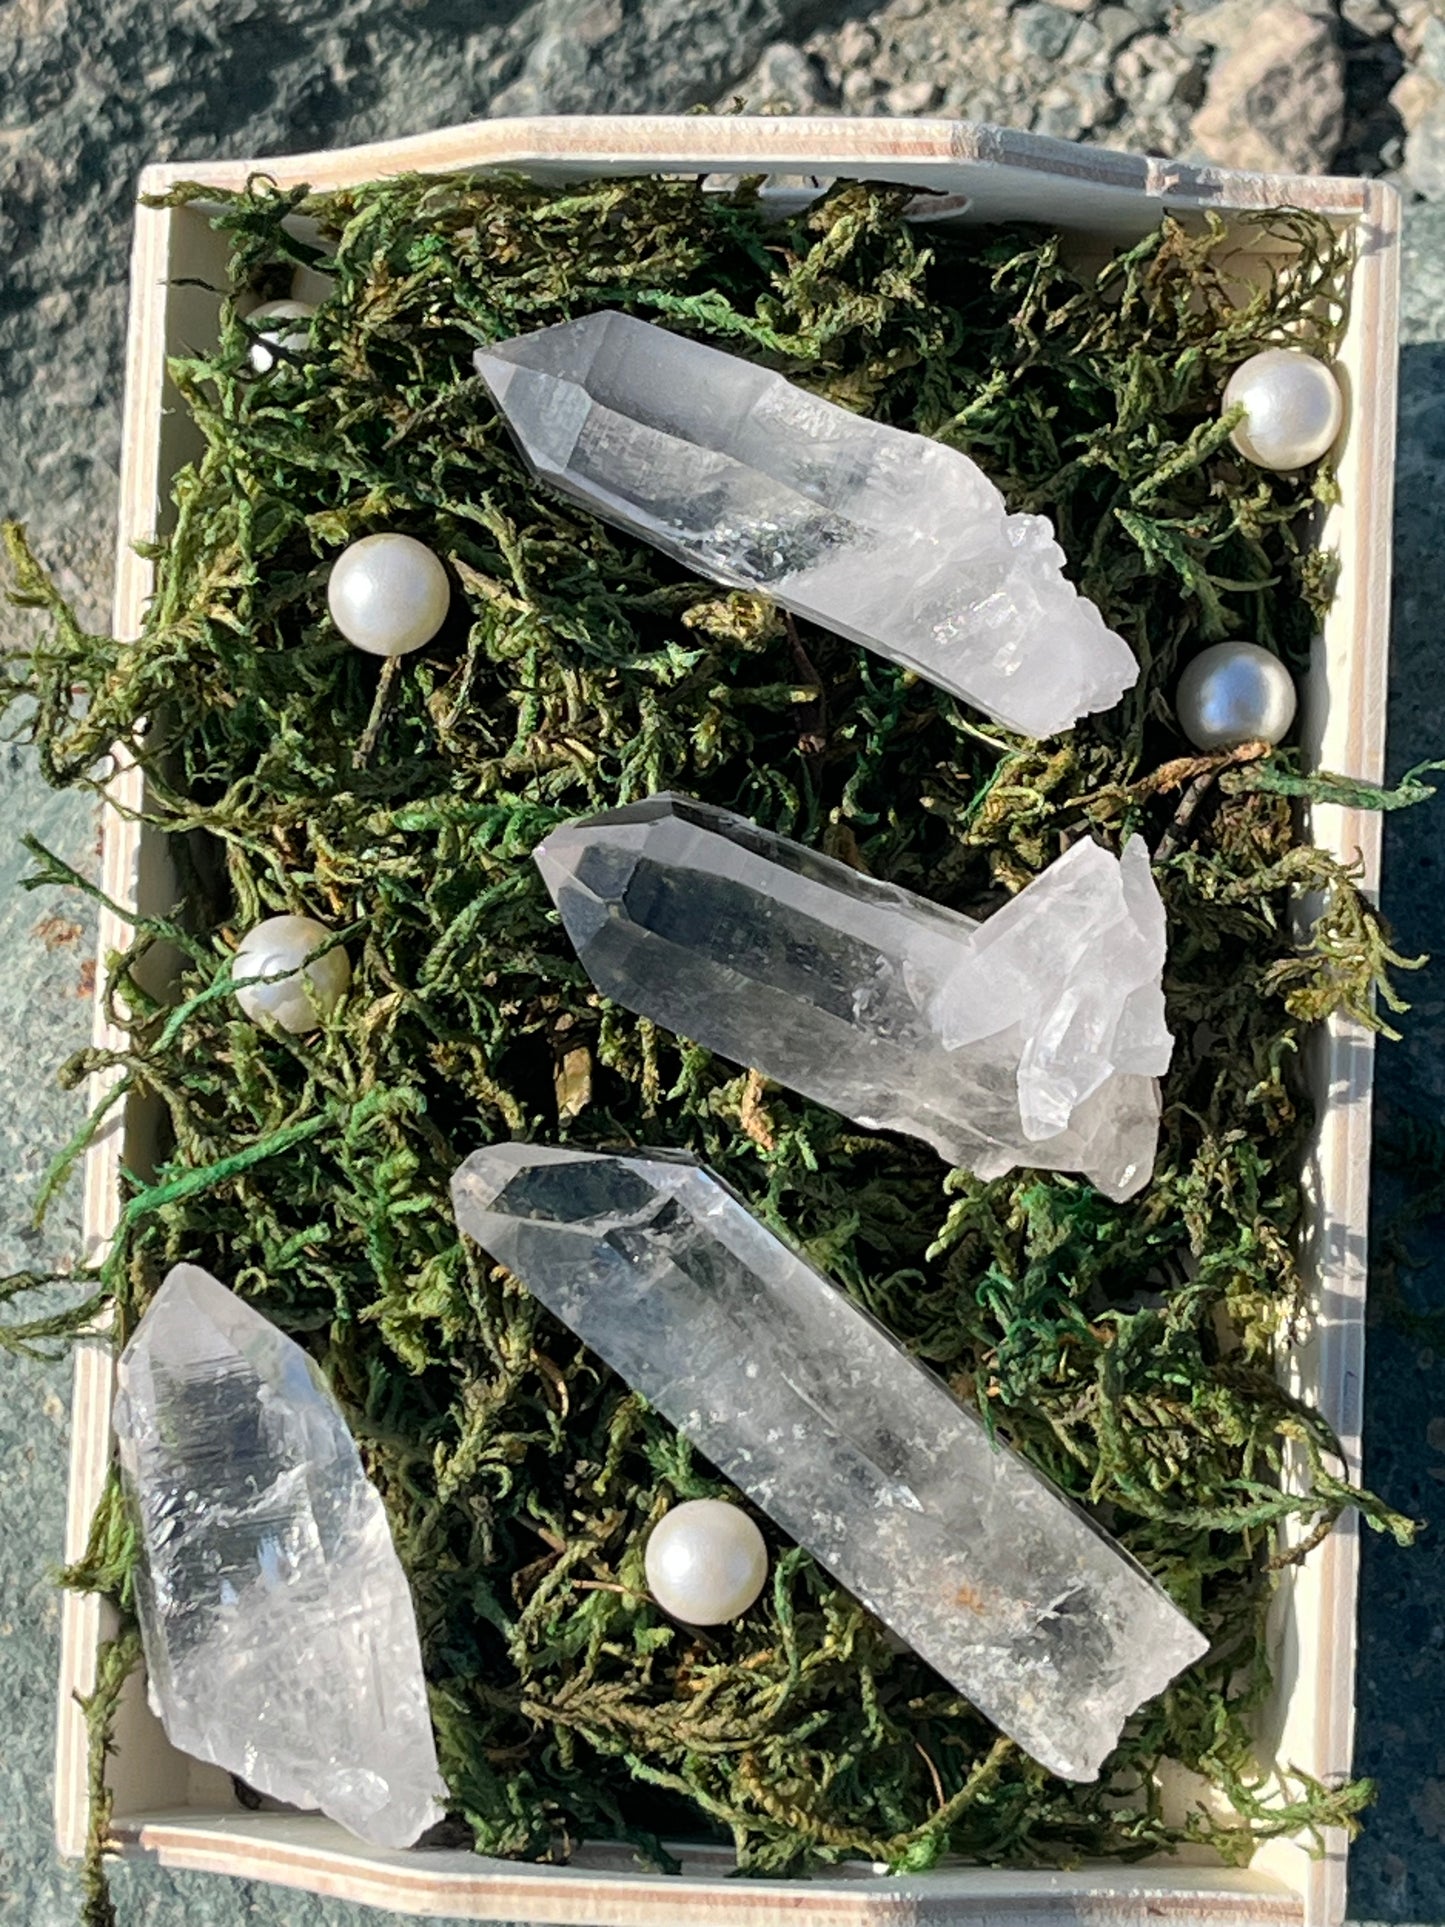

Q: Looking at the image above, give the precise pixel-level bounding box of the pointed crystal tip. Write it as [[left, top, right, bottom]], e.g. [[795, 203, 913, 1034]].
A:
[[451, 1141, 1207, 1780], [532, 793, 1169, 1199], [114, 1263, 447, 1848], [476, 311, 1137, 736]]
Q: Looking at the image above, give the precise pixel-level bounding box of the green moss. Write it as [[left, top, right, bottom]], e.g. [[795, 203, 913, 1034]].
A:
[[1, 171, 1427, 1907]]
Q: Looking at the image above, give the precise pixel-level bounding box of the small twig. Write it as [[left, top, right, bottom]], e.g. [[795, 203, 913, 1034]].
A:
[[571, 1578, 651, 1600], [354, 654, 402, 768], [783, 611, 827, 763], [1152, 740, 1273, 859], [914, 1739, 947, 1814], [1154, 769, 1219, 861], [531, 1347, 571, 1418]]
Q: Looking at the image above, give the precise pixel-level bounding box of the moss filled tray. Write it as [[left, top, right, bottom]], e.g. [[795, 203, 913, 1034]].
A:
[[2, 119, 1416, 1927]]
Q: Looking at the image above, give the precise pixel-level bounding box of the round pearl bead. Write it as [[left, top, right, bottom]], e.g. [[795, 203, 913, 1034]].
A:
[[1222, 349, 1343, 471], [1175, 641, 1298, 751], [327, 533, 451, 658], [644, 1500, 768, 1626], [233, 915, 351, 1032], [246, 299, 315, 375]]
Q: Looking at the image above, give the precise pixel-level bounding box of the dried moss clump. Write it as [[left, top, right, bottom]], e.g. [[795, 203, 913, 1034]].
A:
[[0, 173, 1427, 1902]]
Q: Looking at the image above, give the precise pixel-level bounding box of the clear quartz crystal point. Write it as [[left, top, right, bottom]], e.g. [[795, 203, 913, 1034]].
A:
[[534, 794, 1172, 1201], [112, 1264, 447, 1848], [474, 310, 1137, 737], [450, 1144, 1208, 1781]]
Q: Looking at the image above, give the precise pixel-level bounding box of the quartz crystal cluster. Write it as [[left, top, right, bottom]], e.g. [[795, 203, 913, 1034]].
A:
[[451, 1144, 1208, 1781], [535, 794, 1171, 1200], [475, 311, 1137, 737], [112, 1264, 447, 1848]]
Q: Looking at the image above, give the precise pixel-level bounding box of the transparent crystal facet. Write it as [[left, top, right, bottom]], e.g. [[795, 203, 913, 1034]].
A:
[[535, 794, 1171, 1200], [112, 1264, 447, 1847], [451, 1144, 1208, 1781], [474, 310, 1138, 737]]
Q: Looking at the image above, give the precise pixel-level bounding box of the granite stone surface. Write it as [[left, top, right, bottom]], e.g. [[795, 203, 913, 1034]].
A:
[[1348, 198, 1445, 1927], [2, 4, 1443, 1922]]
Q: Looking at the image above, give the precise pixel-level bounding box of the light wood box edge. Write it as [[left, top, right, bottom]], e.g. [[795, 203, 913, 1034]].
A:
[[54, 117, 1401, 1927]]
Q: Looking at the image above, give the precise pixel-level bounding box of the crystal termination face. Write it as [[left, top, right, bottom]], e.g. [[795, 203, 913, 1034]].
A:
[[112, 1264, 447, 1848], [474, 310, 1138, 737], [451, 1144, 1208, 1781], [535, 793, 1172, 1201]]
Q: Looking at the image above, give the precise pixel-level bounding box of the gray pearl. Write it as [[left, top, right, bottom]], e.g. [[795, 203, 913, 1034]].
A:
[[1175, 642, 1297, 751]]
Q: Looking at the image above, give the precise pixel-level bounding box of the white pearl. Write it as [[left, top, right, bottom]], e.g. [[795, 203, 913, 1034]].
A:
[[233, 915, 351, 1032], [327, 533, 451, 658], [644, 1500, 768, 1625], [246, 299, 315, 375], [1175, 641, 1298, 751], [1222, 349, 1343, 471]]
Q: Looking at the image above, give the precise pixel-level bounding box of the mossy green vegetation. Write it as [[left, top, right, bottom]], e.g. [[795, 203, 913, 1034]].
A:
[[1, 171, 1430, 1912]]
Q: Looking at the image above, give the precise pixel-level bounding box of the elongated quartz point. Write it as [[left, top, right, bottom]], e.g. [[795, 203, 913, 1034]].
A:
[[474, 310, 1137, 737], [450, 1144, 1208, 1780], [535, 794, 1171, 1201], [112, 1264, 447, 1847]]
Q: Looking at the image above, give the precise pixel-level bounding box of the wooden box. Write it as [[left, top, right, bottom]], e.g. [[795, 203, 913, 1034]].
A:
[[56, 116, 1400, 1927]]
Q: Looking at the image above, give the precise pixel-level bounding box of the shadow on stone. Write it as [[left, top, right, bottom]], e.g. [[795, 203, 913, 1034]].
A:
[[1349, 335, 1445, 1926]]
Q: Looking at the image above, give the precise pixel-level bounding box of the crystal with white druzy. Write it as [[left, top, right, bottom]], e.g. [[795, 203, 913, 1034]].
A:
[[112, 1264, 447, 1848], [451, 1144, 1207, 1780], [474, 311, 1137, 737], [535, 794, 1172, 1200]]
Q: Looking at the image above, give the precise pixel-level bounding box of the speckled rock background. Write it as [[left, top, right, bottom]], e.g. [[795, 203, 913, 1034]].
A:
[[4, 4, 1445, 1923]]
